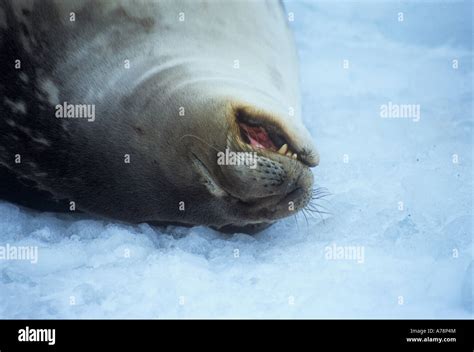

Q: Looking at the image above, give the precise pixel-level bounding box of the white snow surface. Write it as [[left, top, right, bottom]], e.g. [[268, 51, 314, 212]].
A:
[[0, 1, 472, 318]]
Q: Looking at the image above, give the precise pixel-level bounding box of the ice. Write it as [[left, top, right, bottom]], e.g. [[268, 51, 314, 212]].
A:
[[0, 1, 472, 318]]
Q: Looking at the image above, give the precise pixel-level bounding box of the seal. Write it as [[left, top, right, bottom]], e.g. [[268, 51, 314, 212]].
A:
[[0, 0, 320, 233]]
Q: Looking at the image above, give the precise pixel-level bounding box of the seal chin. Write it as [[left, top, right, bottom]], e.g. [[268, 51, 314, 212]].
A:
[[191, 105, 316, 227]]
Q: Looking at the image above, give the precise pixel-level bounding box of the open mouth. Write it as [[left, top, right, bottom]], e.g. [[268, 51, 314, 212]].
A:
[[191, 107, 315, 215], [236, 109, 300, 161]]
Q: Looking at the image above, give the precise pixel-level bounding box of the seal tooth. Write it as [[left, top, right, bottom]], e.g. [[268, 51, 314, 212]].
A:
[[292, 153, 298, 159], [277, 143, 288, 155]]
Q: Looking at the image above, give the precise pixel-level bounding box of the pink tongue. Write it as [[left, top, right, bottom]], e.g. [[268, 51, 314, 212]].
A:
[[248, 135, 266, 149], [239, 123, 276, 150]]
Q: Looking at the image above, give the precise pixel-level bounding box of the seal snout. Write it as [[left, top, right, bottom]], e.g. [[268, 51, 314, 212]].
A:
[[193, 104, 319, 225]]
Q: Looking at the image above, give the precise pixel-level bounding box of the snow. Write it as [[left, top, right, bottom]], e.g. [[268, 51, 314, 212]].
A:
[[0, 1, 472, 318]]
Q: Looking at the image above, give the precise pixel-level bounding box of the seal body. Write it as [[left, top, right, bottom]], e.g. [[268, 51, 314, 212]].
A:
[[0, 0, 319, 232]]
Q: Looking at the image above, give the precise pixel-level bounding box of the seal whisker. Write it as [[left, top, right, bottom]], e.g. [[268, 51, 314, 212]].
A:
[[308, 206, 331, 215], [301, 208, 310, 230], [304, 186, 332, 220], [293, 213, 300, 232], [179, 134, 225, 154]]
